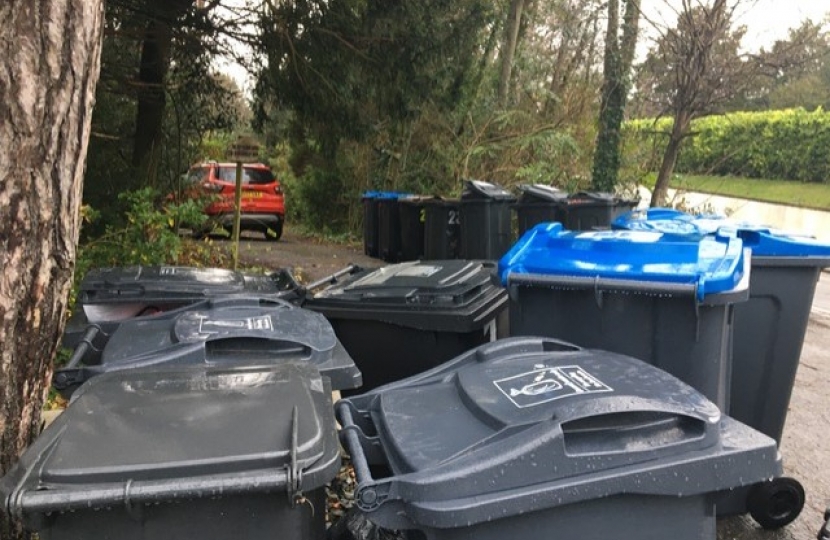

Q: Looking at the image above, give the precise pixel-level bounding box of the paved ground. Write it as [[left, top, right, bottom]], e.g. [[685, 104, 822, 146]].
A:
[[238, 227, 830, 540]]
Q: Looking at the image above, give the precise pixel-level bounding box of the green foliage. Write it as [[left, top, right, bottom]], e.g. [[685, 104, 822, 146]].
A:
[[626, 108, 830, 183], [75, 188, 224, 287]]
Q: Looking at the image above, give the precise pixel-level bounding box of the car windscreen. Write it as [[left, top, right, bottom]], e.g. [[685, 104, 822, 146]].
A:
[[217, 167, 276, 185]]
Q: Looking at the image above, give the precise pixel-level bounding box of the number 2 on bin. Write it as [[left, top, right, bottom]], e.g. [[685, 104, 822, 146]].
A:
[[448, 210, 460, 225]]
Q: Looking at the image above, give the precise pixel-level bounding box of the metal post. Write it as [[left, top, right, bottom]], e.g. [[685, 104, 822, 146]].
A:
[[232, 160, 243, 270]]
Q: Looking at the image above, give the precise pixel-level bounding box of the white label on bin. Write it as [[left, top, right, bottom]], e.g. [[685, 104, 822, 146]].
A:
[[575, 231, 663, 243], [494, 365, 613, 408], [159, 266, 178, 275], [198, 315, 273, 334]]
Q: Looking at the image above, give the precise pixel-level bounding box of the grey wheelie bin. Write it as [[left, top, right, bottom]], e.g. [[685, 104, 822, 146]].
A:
[[565, 191, 639, 230], [63, 265, 302, 362], [459, 179, 516, 260], [612, 210, 830, 528], [53, 296, 362, 399], [500, 222, 749, 410], [613, 209, 830, 445], [513, 184, 568, 236], [422, 198, 461, 260], [303, 260, 508, 393], [336, 336, 781, 540], [1, 363, 341, 540]]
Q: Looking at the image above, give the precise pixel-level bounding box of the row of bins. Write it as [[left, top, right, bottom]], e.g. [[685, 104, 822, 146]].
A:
[[362, 182, 639, 263], [4, 208, 829, 540]]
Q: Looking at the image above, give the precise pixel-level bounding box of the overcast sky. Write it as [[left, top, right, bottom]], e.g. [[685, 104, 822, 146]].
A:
[[641, 0, 829, 52]]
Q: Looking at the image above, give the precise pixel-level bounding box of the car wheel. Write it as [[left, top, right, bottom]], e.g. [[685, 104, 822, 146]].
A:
[[264, 221, 283, 241]]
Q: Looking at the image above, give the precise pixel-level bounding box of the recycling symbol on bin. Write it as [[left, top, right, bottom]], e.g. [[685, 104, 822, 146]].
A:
[[494, 365, 613, 408]]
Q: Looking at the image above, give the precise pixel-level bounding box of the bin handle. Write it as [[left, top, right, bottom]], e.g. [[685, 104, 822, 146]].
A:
[[506, 272, 700, 300], [303, 264, 362, 293], [63, 325, 101, 369], [472, 337, 582, 363], [206, 295, 295, 309], [336, 402, 394, 511]]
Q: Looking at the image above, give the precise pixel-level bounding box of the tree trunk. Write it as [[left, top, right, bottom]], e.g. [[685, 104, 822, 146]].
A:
[[650, 113, 690, 207], [590, 0, 621, 191], [132, 17, 174, 185], [0, 1, 104, 538], [497, 0, 525, 107]]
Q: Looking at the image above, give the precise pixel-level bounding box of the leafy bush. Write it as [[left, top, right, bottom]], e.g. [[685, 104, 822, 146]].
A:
[[75, 188, 226, 288], [625, 108, 830, 183]]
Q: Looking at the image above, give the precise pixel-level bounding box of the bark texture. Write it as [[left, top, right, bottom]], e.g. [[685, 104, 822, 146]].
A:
[[0, 0, 104, 537], [497, 0, 525, 107]]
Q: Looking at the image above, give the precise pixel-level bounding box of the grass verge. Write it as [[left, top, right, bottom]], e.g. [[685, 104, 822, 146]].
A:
[[665, 174, 830, 211]]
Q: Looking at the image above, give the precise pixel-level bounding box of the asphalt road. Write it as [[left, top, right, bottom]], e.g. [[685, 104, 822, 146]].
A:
[[813, 271, 830, 315], [716, 310, 829, 539]]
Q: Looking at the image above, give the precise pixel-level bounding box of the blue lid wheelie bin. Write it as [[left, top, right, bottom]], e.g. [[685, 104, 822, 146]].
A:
[[336, 337, 781, 540], [613, 209, 830, 527], [500, 223, 749, 410], [614, 210, 830, 445]]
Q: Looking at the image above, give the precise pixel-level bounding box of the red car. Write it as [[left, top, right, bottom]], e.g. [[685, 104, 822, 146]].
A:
[[185, 162, 285, 241]]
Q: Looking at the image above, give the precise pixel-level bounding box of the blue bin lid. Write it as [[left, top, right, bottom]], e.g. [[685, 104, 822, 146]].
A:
[[614, 209, 830, 258], [727, 226, 830, 258], [362, 190, 411, 200], [499, 222, 746, 301]]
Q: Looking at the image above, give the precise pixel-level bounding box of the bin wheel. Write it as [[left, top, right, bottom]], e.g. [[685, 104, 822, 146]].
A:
[[747, 477, 805, 530]]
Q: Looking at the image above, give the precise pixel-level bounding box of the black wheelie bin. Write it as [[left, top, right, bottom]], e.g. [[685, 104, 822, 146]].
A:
[[53, 296, 362, 399], [63, 265, 302, 363], [377, 193, 412, 262], [398, 196, 434, 261], [422, 198, 461, 260], [513, 184, 568, 236], [459, 179, 515, 260], [362, 191, 382, 257], [565, 191, 639, 230], [336, 337, 781, 540], [303, 260, 508, 393], [1, 363, 341, 540]]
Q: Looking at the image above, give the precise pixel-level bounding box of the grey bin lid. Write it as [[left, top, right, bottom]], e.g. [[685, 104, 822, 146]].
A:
[[336, 336, 781, 530], [518, 184, 568, 203], [2, 363, 341, 519], [79, 265, 297, 309], [567, 190, 618, 206], [461, 179, 515, 201], [59, 296, 362, 391], [305, 260, 508, 332]]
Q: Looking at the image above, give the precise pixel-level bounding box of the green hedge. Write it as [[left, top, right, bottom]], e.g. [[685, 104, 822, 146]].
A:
[[625, 108, 830, 183]]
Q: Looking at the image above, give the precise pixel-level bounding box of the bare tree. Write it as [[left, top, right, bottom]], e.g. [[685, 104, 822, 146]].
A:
[[640, 0, 752, 205], [0, 0, 104, 537]]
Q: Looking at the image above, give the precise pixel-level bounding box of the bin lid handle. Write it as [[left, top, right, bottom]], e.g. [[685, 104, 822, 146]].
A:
[[286, 405, 303, 506]]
